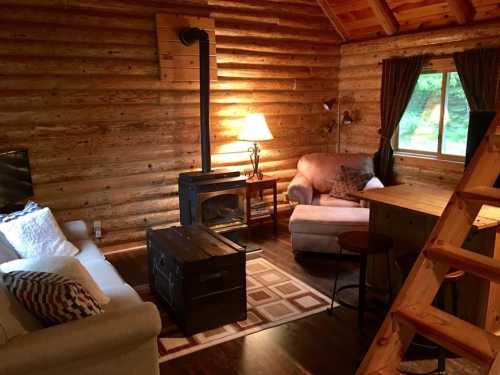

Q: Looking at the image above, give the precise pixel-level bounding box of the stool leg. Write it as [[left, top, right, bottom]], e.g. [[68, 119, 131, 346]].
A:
[[436, 288, 447, 373], [328, 247, 343, 315], [385, 250, 393, 304], [328, 271, 339, 314], [451, 282, 459, 317], [358, 255, 367, 331]]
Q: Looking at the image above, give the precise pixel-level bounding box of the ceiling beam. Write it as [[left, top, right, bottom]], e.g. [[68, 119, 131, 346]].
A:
[[447, 0, 476, 24], [368, 0, 399, 36], [316, 0, 349, 42]]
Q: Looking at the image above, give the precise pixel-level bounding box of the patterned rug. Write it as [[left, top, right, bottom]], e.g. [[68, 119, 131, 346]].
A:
[[137, 257, 335, 363]]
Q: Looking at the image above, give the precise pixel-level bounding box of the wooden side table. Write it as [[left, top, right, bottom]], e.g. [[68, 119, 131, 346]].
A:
[[245, 175, 278, 235]]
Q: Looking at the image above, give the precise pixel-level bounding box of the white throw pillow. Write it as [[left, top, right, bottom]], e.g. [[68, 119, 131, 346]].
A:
[[0, 271, 42, 345], [0, 208, 79, 258], [0, 257, 110, 305]]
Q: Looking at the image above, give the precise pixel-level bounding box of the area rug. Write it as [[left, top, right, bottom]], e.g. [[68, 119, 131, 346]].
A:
[[137, 257, 335, 363]]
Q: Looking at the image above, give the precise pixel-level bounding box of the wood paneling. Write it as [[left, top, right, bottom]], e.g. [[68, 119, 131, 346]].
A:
[[337, 20, 500, 188], [327, 0, 500, 40], [0, 0, 340, 248], [156, 14, 218, 82]]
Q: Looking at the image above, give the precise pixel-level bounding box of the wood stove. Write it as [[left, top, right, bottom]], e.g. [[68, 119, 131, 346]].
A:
[[179, 171, 247, 233], [176, 27, 248, 234]]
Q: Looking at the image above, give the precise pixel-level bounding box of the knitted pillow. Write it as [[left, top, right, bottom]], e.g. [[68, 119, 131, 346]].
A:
[[329, 174, 353, 201], [0, 207, 79, 258], [341, 165, 374, 191], [0, 201, 40, 223], [329, 166, 373, 202], [2, 271, 103, 326]]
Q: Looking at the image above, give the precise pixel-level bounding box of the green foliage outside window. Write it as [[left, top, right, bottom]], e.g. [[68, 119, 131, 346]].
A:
[[397, 71, 469, 156]]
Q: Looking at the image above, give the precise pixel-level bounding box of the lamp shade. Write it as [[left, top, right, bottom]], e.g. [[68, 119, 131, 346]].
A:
[[238, 113, 274, 142]]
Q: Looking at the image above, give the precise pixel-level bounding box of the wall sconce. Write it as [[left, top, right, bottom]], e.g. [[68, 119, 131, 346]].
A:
[[322, 98, 354, 152], [342, 110, 353, 125]]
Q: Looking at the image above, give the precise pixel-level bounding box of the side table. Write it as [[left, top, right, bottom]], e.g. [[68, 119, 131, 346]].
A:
[[245, 175, 278, 235]]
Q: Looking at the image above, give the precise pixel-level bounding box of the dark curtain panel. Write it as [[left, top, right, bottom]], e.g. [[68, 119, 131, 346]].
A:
[[374, 55, 425, 185], [454, 48, 499, 187], [453, 48, 500, 111]]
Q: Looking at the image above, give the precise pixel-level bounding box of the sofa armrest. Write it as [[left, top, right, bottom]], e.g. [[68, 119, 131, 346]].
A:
[[0, 302, 161, 374], [360, 176, 385, 208], [287, 173, 313, 205], [61, 220, 91, 241]]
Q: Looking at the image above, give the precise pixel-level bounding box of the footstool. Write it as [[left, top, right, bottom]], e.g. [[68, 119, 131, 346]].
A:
[[289, 205, 370, 256]]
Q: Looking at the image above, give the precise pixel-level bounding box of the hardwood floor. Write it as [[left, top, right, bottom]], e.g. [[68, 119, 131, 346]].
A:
[[107, 221, 482, 375]]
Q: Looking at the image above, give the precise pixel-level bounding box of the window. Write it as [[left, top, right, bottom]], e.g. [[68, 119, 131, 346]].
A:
[[395, 71, 470, 158]]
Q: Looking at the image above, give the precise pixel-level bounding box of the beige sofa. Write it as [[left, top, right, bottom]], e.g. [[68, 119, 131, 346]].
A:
[[287, 153, 383, 255], [0, 220, 161, 375]]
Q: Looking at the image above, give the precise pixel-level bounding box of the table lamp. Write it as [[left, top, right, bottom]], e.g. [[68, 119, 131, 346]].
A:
[[238, 113, 273, 180]]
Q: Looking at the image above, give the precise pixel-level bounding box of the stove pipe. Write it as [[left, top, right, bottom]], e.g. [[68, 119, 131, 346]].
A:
[[179, 27, 211, 173]]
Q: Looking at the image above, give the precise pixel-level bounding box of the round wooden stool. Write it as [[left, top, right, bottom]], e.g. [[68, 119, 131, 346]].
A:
[[329, 231, 394, 331], [396, 253, 465, 374]]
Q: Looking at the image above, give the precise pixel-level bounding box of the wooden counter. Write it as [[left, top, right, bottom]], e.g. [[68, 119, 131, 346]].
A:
[[350, 184, 500, 330]]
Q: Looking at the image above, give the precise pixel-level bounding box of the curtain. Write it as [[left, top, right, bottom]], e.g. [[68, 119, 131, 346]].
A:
[[454, 48, 500, 187], [374, 55, 425, 185], [453, 48, 500, 112]]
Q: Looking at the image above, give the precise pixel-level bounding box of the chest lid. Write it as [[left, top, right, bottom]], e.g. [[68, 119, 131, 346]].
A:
[[150, 225, 244, 265]]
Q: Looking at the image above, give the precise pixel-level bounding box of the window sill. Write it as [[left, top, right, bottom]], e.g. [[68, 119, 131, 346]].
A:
[[393, 152, 465, 172]]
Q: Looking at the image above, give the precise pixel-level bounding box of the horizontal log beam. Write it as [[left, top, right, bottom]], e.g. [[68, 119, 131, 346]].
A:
[[447, 0, 476, 24], [316, 0, 349, 42], [367, 0, 399, 36]]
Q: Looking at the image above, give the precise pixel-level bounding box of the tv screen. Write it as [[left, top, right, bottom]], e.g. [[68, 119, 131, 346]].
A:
[[0, 150, 33, 209]]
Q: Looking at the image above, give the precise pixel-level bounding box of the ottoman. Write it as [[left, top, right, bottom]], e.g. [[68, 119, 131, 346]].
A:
[[289, 205, 369, 255]]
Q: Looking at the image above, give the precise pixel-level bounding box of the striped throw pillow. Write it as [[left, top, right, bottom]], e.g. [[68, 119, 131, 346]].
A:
[[0, 201, 41, 223], [2, 271, 104, 326]]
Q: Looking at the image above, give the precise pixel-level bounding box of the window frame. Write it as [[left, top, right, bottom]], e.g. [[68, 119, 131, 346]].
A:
[[393, 68, 468, 163]]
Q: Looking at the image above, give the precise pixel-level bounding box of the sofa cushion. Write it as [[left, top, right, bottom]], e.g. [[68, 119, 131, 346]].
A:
[[0, 257, 110, 305], [102, 284, 142, 313], [60, 220, 91, 242], [83, 259, 125, 290], [312, 194, 361, 208], [0, 232, 19, 265], [289, 205, 369, 236], [75, 240, 105, 265], [2, 271, 103, 326], [0, 272, 42, 345], [0, 208, 79, 259]]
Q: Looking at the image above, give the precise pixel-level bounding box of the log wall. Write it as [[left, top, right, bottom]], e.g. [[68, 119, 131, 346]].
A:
[[0, 0, 340, 248], [338, 21, 500, 189]]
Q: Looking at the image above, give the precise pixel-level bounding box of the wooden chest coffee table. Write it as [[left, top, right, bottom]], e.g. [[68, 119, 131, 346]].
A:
[[147, 225, 247, 335]]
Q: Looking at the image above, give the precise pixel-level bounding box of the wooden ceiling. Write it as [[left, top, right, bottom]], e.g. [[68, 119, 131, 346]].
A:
[[319, 0, 500, 41]]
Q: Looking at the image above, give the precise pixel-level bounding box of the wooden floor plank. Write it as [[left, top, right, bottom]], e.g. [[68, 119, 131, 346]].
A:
[[107, 220, 484, 375]]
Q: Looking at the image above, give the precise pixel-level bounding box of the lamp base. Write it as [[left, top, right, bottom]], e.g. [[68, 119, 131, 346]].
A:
[[245, 170, 264, 180], [246, 142, 264, 180]]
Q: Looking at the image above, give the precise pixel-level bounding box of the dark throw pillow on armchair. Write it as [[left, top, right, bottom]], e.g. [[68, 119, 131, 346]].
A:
[[329, 165, 373, 202]]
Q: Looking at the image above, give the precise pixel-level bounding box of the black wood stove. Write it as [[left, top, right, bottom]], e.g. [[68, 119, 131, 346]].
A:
[[177, 27, 247, 234]]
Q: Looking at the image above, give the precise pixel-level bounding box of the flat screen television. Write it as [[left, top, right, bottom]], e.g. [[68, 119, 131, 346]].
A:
[[0, 150, 34, 209]]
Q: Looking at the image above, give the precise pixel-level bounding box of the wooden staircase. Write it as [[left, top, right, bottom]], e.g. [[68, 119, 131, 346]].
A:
[[357, 114, 500, 375]]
